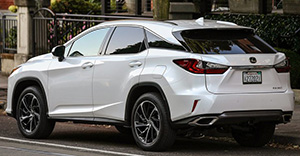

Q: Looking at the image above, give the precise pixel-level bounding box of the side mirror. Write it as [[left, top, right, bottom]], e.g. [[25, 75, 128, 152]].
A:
[[52, 45, 65, 62]]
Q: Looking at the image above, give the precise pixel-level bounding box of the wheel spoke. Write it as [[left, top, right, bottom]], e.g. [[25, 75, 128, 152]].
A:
[[21, 98, 30, 112], [21, 108, 29, 115], [20, 115, 31, 122], [29, 118, 33, 132], [30, 96, 37, 110], [140, 103, 148, 120], [151, 122, 159, 135], [33, 111, 40, 120], [136, 111, 146, 122], [134, 121, 148, 128], [144, 126, 151, 143], [150, 126, 154, 142], [135, 123, 149, 134], [148, 107, 157, 119]]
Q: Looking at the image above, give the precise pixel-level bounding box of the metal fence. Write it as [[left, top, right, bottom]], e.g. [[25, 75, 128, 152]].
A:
[[32, 8, 151, 57], [0, 13, 17, 54]]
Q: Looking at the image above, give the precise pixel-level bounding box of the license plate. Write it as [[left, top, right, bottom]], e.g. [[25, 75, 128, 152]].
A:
[[243, 71, 262, 84]]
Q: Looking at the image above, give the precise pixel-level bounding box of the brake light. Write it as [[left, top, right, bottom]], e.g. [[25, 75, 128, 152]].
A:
[[274, 58, 290, 73], [173, 59, 228, 74]]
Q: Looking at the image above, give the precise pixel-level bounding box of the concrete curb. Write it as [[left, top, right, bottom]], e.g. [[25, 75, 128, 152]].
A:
[[273, 135, 300, 145]]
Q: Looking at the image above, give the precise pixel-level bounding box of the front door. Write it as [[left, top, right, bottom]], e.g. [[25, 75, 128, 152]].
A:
[[47, 28, 110, 118]]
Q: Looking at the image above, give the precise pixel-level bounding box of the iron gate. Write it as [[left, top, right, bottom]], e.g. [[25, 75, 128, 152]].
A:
[[32, 7, 151, 57]]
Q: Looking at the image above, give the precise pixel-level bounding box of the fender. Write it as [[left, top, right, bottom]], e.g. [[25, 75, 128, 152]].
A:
[[124, 82, 171, 125], [11, 77, 48, 118]]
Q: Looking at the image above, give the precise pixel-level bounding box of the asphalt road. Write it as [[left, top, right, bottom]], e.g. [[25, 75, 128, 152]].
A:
[[0, 115, 299, 156]]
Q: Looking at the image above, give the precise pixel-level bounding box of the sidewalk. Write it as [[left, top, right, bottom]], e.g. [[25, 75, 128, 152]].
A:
[[0, 72, 299, 145]]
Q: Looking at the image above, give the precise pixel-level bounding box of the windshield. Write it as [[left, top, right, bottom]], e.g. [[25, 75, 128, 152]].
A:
[[173, 29, 277, 54]]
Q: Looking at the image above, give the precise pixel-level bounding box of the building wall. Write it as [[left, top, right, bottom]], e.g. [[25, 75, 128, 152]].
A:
[[0, 0, 14, 10]]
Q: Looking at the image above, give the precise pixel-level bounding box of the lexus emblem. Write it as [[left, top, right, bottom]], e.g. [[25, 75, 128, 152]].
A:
[[249, 57, 257, 64]]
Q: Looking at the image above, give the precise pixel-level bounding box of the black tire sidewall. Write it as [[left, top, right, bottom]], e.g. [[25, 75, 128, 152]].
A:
[[16, 86, 53, 138], [131, 92, 175, 151], [115, 125, 132, 135]]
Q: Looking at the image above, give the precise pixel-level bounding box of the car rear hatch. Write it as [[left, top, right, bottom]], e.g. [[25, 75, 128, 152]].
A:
[[173, 28, 290, 94]]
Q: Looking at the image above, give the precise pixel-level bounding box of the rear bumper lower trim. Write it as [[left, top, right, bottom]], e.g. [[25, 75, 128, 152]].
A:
[[174, 110, 293, 127]]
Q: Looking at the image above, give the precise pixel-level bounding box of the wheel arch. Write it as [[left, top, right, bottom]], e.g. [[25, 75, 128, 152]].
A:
[[124, 82, 171, 126], [11, 77, 48, 118]]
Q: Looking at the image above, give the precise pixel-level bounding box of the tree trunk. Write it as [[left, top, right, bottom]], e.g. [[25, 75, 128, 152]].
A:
[[153, 0, 169, 20]]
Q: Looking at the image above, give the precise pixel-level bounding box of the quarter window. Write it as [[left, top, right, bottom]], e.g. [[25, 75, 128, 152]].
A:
[[68, 28, 110, 57], [146, 30, 185, 51], [106, 27, 145, 55]]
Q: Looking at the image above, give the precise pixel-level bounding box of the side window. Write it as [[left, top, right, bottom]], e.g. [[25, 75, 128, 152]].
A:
[[106, 27, 145, 55], [68, 28, 110, 57], [146, 30, 185, 51]]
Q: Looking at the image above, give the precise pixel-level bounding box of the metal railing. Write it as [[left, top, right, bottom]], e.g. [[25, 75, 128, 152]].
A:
[[32, 8, 152, 57], [0, 13, 17, 54]]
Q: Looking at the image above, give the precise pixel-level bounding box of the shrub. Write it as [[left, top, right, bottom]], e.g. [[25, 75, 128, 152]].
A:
[[8, 5, 18, 13], [50, 0, 101, 14], [275, 48, 300, 89], [5, 26, 17, 50]]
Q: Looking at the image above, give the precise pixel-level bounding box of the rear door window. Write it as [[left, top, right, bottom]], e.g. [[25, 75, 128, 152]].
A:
[[105, 27, 146, 55], [174, 29, 276, 54]]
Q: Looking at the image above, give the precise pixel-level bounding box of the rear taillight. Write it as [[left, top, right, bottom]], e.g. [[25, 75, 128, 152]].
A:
[[274, 58, 290, 73], [173, 59, 228, 74]]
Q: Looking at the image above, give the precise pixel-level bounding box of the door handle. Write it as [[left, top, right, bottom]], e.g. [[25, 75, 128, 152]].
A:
[[81, 62, 94, 69], [129, 61, 142, 67]]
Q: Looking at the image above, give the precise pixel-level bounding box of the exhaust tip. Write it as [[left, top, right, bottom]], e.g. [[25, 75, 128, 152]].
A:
[[189, 117, 218, 126], [282, 114, 292, 123]]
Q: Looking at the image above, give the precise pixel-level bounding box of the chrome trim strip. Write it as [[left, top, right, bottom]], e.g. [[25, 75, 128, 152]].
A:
[[231, 65, 273, 69]]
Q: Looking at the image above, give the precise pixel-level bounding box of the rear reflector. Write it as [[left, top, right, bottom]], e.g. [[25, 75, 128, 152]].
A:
[[192, 100, 199, 112], [173, 59, 228, 74]]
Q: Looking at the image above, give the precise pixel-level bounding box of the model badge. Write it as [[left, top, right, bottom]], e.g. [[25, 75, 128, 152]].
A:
[[249, 57, 257, 64]]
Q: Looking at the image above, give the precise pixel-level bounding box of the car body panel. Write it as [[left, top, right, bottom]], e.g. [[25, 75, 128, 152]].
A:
[[202, 53, 288, 94], [92, 51, 148, 120], [47, 57, 97, 117]]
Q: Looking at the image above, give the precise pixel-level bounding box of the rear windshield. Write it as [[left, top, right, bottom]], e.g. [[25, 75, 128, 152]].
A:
[[173, 29, 276, 54]]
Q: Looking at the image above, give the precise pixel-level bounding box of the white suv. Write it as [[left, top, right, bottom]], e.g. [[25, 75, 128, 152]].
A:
[[6, 19, 294, 151]]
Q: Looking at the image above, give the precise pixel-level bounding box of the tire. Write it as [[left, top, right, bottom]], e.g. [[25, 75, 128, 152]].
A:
[[16, 86, 55, 139], [131, 92, 176, 151], [115, 125, 132, 135], [232, 122, 275, 147]]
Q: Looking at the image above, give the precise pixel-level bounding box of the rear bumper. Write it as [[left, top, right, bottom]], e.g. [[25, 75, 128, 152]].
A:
[[173, 110, 293, 127], [168, 89, 294, 121]]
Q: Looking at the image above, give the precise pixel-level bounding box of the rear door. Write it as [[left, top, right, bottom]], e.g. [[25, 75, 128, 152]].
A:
[[92, 26, 147, 120], [178, 29, 290, 94]]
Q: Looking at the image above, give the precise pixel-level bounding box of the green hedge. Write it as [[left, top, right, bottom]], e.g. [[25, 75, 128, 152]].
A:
[[205, 13, 300, 54], [275, 48, 300, 89], [50, 0, 101, 14]]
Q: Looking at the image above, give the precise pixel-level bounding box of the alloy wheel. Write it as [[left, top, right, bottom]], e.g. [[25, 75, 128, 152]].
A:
[[133, 100, 161, 145], [18, 93, 41, 133]]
